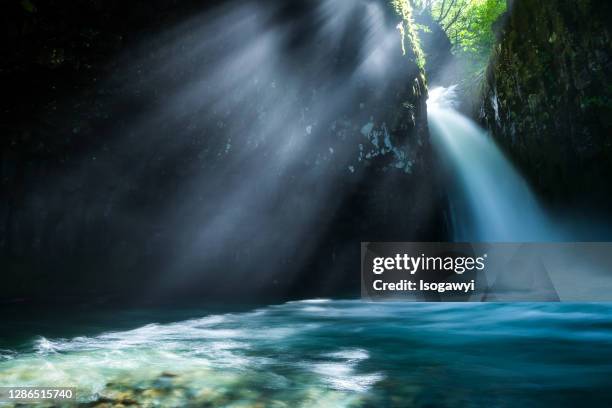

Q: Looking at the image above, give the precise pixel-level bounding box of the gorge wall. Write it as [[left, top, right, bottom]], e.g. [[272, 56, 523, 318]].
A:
[[1, 0, 447, 304], [481, 0, 612, 211]]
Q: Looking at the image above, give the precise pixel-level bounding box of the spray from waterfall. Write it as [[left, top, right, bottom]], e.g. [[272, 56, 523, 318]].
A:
[[427, 86, 558, 242]]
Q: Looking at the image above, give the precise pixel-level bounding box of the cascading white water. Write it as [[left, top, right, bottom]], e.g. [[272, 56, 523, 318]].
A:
[[427, 86, 557, 242]]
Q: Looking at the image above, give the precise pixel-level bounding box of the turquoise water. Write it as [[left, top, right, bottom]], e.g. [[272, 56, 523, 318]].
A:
[[2, 300, 612, 407]]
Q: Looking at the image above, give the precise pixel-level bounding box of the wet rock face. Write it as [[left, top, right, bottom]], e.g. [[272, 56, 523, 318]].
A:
[[292, 0, 448, 298], [481, 0, 612, 208]]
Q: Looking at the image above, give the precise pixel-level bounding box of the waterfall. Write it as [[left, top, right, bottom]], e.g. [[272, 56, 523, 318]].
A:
[[427, 86, 556, 242]]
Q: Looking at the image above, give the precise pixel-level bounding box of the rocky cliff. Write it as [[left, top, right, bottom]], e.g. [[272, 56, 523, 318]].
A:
[[481, 0, 612, 209], [0, 0, 447, 303]]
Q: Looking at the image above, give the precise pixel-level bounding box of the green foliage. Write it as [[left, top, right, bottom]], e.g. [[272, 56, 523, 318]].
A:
[[449, 0, 506, 60], [391, 0, 427, 70], [21, 0, 37, 13], [415, 0, 507, 72]]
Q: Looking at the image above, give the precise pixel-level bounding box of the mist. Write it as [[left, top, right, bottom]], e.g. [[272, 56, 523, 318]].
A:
[[3, 0, 445, 303]]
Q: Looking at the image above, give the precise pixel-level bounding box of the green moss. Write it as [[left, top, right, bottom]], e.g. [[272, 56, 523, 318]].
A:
[[390, 0, 426, 70]]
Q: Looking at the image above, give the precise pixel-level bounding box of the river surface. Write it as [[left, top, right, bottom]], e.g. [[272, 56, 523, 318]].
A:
[[2, 300, 612, 407]]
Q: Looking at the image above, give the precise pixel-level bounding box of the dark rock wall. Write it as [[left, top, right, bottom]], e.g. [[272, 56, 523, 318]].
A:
[[481, 0, 612, 209], [1, 0, 448, 304], [1, 0, 227, 303], [300, 2, 448, 296], [412, 10, 454, 86]]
